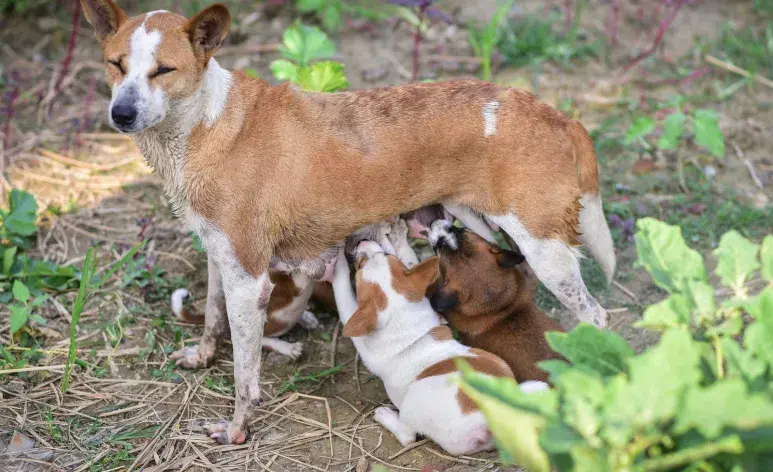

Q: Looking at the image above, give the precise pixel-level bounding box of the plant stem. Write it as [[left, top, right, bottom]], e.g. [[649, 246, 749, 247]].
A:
[[412, 5, 427, 81], [635, 435, 743, 471], [713, 336, 724, 379], [60, 247, 95, 393]]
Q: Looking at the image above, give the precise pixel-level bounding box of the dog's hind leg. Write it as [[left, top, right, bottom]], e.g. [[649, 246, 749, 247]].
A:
[[171, 256, 229, 368], [443, 204, 498, 244], [374, 407, 418, 447], [487, 213, 608, 328]]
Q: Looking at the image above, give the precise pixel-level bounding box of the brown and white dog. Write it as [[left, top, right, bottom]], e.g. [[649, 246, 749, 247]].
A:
[[332, 241, 547, 455], [81, 1, 615, 443], [428, 221, 564, 383]]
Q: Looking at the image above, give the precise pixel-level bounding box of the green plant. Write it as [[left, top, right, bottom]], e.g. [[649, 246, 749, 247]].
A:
[[61, 241, 146, 392], [296, 0, 391, 32], [270, 22, 349, 92], [713, 21, 773, 80], [625, 102, 725, 158], [459, 219, 773, 472], [468, 0, 514, 81], [9, 280, 47, 336]]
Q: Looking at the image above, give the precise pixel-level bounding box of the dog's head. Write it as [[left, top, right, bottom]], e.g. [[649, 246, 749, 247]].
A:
[[428, 220, 526, 319], [342, 240, 439, 337], [81, 0, 230, 133]]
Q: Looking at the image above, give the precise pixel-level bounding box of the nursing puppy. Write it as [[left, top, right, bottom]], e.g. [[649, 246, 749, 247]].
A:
[[170, 270, 320, 361], [81, 1, 613, 443], [332, 241, 547, 455], [428, 221, 564, 383]]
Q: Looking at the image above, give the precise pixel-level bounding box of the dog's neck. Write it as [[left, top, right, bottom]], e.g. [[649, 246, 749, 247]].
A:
[[132, 59, 233, 221]]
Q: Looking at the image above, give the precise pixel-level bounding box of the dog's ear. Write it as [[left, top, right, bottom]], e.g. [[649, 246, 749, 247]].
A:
[[342, 302, 378, 337], [493, 248, 526, 268], [186, 4, 231, 60], [405, 256, 439, 291], [81, 0, 126, 41]]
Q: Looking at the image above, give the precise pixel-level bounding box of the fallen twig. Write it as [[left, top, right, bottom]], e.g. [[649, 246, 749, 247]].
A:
[[613, 280, 640, 303], [732, 142, 764, 189], [705, 54, 773, 90]]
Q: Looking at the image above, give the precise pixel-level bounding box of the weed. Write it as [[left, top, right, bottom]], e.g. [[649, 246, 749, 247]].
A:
[[295, 0, 392, 32], [713, 21, 773, 79], [468, 0, 514, 81], [278, 363, 346, 395], [203, 374, 235, 395], [388, 0, 453, 81]]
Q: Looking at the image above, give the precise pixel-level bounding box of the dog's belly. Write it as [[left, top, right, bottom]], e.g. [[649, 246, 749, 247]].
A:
[[269, 245, 339, 281]]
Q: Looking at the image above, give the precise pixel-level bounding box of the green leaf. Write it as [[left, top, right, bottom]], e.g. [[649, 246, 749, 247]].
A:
[[605, 329, 702, 432], [296, 61, 349, 92], [693, 109, 725, 157], [458, 377, 551, 472], [746, 286, 773, 321], [685, 279, 717, 320], [635, 293, 691, 330], [243, 68, 259, 79], [270, 59, 300, 82], [458, 367, 558, 417], [12, 279, 30, 303], [760, 235, 773, 282], [569, 445, 610, 472], [278, 22, 336, 66], [674, 379, 773, 438], [540, 422, 584, 454], [714, 230, 760, 292], [723, 338, 767, 386], [296, 0, 326, 12], [658, 111, 686, 150], [9, 304, 29, 335], [547, 324, 635, 377], [624, 116, 655, 144], [4, 188, 39, 236], [634, 218, 707, 294], [321, 4, 343, 32], [3, 246, 17, 275], [29, 314, 46, 325], [745, 287, 773, 371]]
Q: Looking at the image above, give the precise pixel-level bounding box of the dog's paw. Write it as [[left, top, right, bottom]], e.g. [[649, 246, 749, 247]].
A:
[[204, 419, 248, 445], [170, 345, 213, 369], [299, 311, 320, 330], [389, 218, 410, 241], [373, 406, 397, 424], [286, 342, 303, 360]]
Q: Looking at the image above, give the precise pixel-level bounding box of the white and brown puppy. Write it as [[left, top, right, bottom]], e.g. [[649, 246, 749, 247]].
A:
[[332, 241, 547, 456], [81, 1, 614, 443]]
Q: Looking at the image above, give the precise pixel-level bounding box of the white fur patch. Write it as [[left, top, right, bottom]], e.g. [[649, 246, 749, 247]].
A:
[[203, 59, 233, 127], [482, 100, 500, 137], [429, 220, 457, 250], [578, 193, 616, 281], [170, 288, 189, 319]]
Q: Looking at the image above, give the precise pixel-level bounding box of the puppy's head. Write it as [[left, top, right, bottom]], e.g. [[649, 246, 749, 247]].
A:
[[428, 220, 526, 318], [342, 241, 439, 337], [81, 0, 230, 132]]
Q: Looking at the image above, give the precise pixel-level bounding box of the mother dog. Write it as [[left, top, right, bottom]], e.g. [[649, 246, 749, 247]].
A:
[[81, 0, 615, 444]]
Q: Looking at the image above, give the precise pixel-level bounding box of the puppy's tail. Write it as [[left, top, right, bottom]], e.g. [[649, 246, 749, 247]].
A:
[[570, 121, 616, 282], [171, 288, 205, 324]]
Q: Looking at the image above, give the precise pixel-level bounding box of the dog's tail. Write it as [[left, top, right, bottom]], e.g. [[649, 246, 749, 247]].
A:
[[570, 121, 616, 282], [171, 289, 205, 324]]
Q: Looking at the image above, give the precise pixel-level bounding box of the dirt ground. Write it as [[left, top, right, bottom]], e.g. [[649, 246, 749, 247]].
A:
[[0, 0, 772, 471]]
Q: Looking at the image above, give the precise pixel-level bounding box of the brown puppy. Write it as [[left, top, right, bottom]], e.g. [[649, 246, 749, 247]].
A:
[[428, 221, 564, 383]]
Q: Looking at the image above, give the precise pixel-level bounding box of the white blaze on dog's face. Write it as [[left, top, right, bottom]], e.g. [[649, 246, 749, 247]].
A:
[[342, 241, 440, 338], [80, 0, 230, 132]]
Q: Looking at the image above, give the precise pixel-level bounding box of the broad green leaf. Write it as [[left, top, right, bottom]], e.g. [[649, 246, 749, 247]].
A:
[[714, 230, 760, 292], [564, 396, 600, 440], [12, 279, 30, 303], [685, 279, 716, 320], [278, 23, 336, 66], [540, 422, 584, 454], [635, 218, 707, 293], [297, 61, 349, 92], [674, 379, 773, 438], [3, 246, 17, 275], [458, 378, 551, 472], [270, 59, 300, 82], [569, 445, 610, 472], [745, 286, 773, 321], [5, 188, 38, 236], [705, 315, 743, 338], [658, 111, 685, 150], [744, 287, 773, 372], [29, 314, 46, 325], [9, 304, 29, 335], [546, 324, 635, 376], [635, 293, 691, 330], [723, 338, 767, 386], [458, 367, 558, 417], [296, 0, 326, 12], [554, 369, 604, 405], [693, 109, 725, 157], [321, 4, 343, 32], [605, 329, 702, 431], [760, 235, 773, 282], [624, 116, 655, 144]]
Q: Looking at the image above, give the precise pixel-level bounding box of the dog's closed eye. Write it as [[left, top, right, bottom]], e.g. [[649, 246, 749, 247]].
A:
[[150, 65, 176, 78], [108, 59, 125, 75]]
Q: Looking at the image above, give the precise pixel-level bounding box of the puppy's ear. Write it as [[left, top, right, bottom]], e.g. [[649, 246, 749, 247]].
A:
[[494, 248, 526, 268], [186, 4, 231, 60], [405, 256, 439, 291], [81, 0, 126, 41], [342, 302, 378, 337], [430, 289, 459, 314]]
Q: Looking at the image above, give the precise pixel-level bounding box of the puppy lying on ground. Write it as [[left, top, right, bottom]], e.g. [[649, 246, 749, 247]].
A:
[[428, 220, 564, 383], [170, 270, 320, 360], [332, 238, 547, 455]]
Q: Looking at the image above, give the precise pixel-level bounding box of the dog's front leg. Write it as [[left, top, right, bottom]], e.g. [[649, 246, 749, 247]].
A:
[[206, 264, 274, 444], [171, 256, 228, 368]]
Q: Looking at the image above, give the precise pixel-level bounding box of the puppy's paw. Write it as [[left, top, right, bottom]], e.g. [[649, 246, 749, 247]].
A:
[[299, 311, 320, 330], [374, 406, 397, 424], [389, 218, 410, 241], [205, 419, 248, 445], [286, 342, 303, 360], [170, 344, 213, 369]]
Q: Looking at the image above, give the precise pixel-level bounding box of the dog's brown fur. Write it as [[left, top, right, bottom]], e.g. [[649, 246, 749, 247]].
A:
[[431, 228, 564, 383]]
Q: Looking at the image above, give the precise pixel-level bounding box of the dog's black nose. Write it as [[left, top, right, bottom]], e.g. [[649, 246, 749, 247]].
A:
[[111, 103, 137, 127]]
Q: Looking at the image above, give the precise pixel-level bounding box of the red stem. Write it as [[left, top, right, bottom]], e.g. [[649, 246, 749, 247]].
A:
[[412, 5, 427, 81], [623, 0, 685, 73], [52, 0, 81, 105]]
